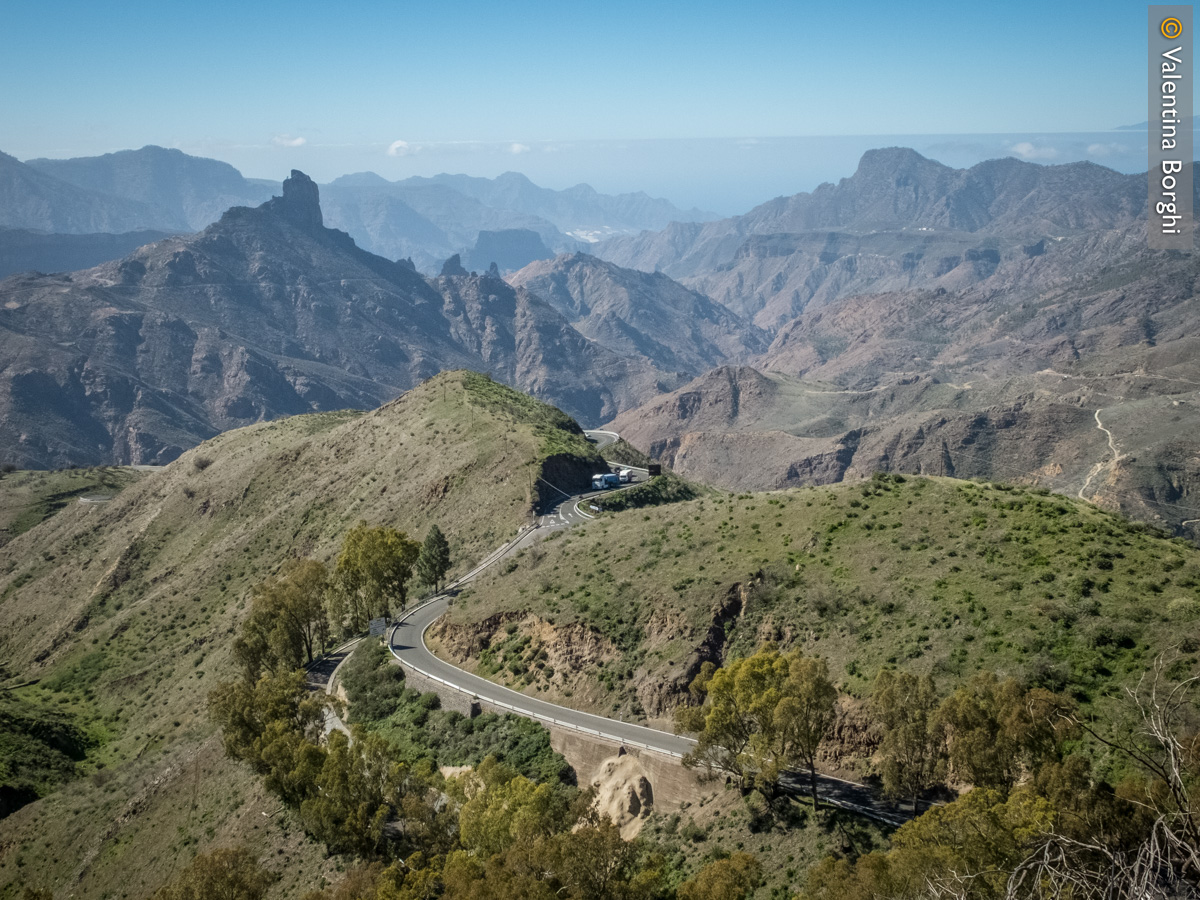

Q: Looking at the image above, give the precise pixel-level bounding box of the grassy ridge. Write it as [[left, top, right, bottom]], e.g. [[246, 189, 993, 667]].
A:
[[446, 474, 1199, 726], [0, 466, 144, 544], [595, 473, 710, 512], [0, 371, 601, 898], [461, 371, 594, 460]]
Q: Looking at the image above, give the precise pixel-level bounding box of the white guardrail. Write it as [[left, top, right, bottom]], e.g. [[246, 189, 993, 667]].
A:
[[380, 481, 909, 825], [385, 613, 905, 824], [387, 520, 689, 759], [386, 626, 686, 759]]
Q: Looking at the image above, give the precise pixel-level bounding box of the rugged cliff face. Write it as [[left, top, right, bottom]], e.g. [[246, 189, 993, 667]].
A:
[[428, 592, 750, 722], [612, 334, 1200, 536], [508, 253, 768, 374], [605, 194, 1200, 535], [594, 151, 1196, 332], [0, 172, 671, 467]]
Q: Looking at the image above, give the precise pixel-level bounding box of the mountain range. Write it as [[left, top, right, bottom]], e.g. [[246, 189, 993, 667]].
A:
[[0, 171, 680, 468], [0, 150, 180, 235], [25, 146, 278, 232], [594, 148, 1165, 330], [595, 151, 1200, 533], [3, 144, 1198, 536], [0, 146, 712, 276]]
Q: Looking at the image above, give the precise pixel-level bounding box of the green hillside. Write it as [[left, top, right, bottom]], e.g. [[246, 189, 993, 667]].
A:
[[439, 473, 1199, 732], [0, 371, 602, 899], [0, 466, 145, 544]]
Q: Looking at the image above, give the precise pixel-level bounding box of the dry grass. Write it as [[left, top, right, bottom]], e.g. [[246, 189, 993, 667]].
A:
[[0, 370, 601, 898]]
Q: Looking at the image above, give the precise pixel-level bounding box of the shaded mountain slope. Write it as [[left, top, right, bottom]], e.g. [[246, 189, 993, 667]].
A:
[[0, 150, 176, 234], [0, 171, 672, 467], [26, 145, 276, 232], [0, 227, 174, 279], [509, 252, 768, 374]]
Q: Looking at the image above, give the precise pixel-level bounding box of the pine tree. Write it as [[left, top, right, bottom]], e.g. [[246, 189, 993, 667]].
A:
[[416, 524, 451, 593]]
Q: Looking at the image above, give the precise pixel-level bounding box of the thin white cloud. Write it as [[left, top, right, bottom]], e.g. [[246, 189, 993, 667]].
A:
[[272, 134, 307, 148], [387, 139, 540, 157], [1008, 141, 1058, 161], [1086, 142, 1123, 158]]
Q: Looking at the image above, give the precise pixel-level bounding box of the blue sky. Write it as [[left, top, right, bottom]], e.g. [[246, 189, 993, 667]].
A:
[[0, 0, 1174, 211]]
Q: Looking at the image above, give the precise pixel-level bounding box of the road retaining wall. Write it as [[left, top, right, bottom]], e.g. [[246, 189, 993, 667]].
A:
[[395, 657, 707, 808], [549, 729, 706, 808]]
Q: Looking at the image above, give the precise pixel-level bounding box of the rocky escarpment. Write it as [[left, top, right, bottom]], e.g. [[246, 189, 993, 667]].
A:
[[428, 612, 622, 714], [432, 582, 752, 722], [536, 452, 605, 510], [635, 583, 748, 717]]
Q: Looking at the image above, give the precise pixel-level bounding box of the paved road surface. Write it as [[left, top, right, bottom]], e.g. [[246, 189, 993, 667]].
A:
[[307, 638, 362, 739], [380, 430, 910, 826]]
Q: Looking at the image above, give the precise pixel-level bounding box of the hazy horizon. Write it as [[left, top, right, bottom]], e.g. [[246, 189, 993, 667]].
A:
[[11, 130, 1172, 217], [2, 0, 1179, 214]]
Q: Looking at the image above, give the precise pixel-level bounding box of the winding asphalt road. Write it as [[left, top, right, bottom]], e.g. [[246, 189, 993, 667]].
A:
[[386, 430, 909, 826]]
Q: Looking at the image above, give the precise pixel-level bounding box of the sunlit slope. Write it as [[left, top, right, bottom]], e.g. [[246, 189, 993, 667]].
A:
[[439, 475, 1200, 726], [0, 369, 601, 898]]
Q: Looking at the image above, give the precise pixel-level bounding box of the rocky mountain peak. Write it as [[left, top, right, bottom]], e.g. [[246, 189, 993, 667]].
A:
[[273, 169, 323, 230], [232, 169, 323, 234], [853, 146, 950, 179], [440, 253, 468, 276]]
